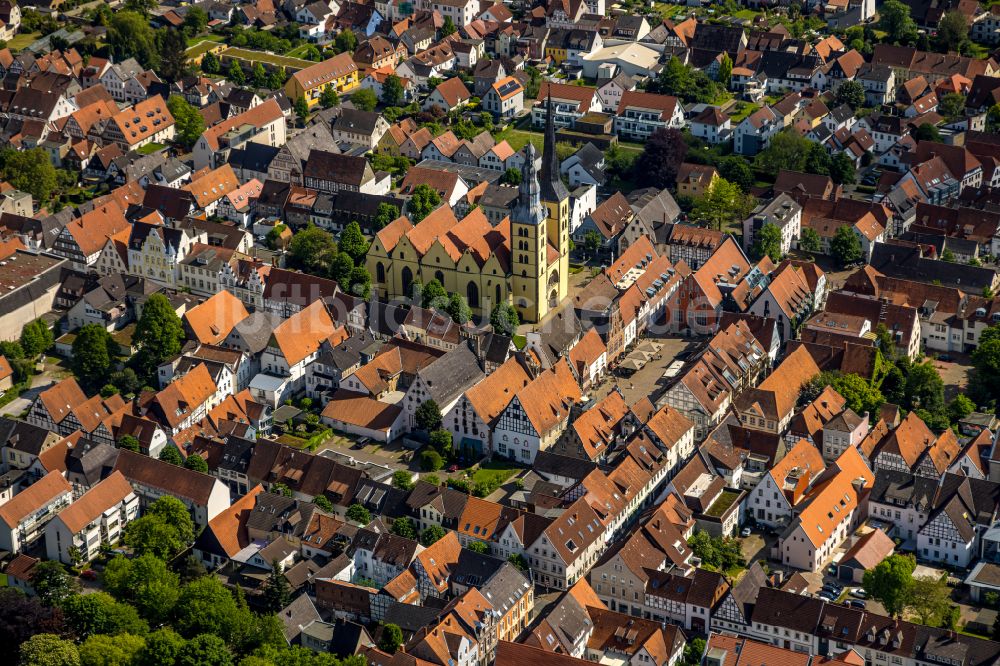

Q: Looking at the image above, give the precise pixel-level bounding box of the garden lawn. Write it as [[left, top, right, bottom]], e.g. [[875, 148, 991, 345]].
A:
[[223, 47, 314, 70], [137, 142, 166, 155], [186, 33, 225, 47], [472, 462, 519, 486], [8, 32, 39, 52]]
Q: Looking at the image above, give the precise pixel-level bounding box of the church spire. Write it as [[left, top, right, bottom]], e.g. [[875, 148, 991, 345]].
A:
[[540, 93, 569, 203], [512, 142, 544, 225]]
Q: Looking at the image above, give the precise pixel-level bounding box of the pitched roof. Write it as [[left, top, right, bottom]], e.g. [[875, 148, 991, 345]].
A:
[[200, 98, 283, 151], [110, 95, 174, 148], [272, 300, 344, 366], [291, 52, 358, 91], [55, 470, 133, 534], [153, 363, 218, 429], [37, 377, 88, 425], [0, 470, 71, 528], [184, 290, 250, 345], [737, 345, 821, 421], [515, 359, 582, 436], [114, 449, 221, 505]]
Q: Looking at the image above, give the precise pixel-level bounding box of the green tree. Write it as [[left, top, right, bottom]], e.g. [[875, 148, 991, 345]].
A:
[[879, 0, 918, 44], [260, 561, 291, 613], [288, 223, 337, 273], [421, 449, 444, 472], [375, 203, 400, 229], [159, 445, 183, 466], [415, 399, 443, 431], [863, 553, 915, 616], [799, 227, 822, 253], [421, 279, 448, 310], [408, 184, 442, 222], [830, 225, 863, 266], [446, 293, 472, 324], [136, 628, 186, 666], [904, 360, 945, 416], [937, 10, 968, 53], [379, 623, 404, 654], [382, 74, 404, 106], [111, 368, 142, 395], [168, 95, 206, 149], [252, 62, 267, 88], [634, 128, 687, 188], [124, 496, 195, 559], [201, 51, 220, 74], [938, 93, 966, 119], [183, 6, 208, 36], [271, 483, 293, 498], [914, 123, 942, 142], [108, 12, 159, 70], [490, 303, 520, 336], [177, 634, 232, 666], [335, 29, 358, 53], [18, 634, 80, 666], [133, 293, 184, 378], [62, 592, 149, 639], [20, 319, 53, 358], [682, 638, 706, 666], [430, 429, 452, 457], [467, 541, 489, 554], [835, 80, 866, 108], [441, 15, 456, 36], [156, 29, 189, 82], [583, 230, 603, 257], [830, 152, 856, 185], [348, 266, 372, 299], [717, 52, 732, 89], [346, 504, 371, 524], [947, 394, 976, 423], [173, 577, 248, 644], [319, 86, 340, 109], [227, 60, 245, 85], [0, 147, 58, 202], [70, 325, 114, 390], [118, 434, 141, 452], [391, 470, 414, 491], [507, 553, 529, 571], [312, 495, 334, 512], [390, 517, 417, 539], [501, 168, 521, 186], [692, 177, 756, 231], [293, 95, 309, 123], [810, 371, 884, 416], [755, 131, 812, 177], [31, 560, 78, 606], [102, 554, 179, 625], [329, 252, 355, 286], [339, 221, 369, 265], [184, 454, 208, 473], [718, 156, 754, 193], [352, 88, 378, 112], [906, 575, 951, 626], [751, 223, 783, 262], [804, 142, 832, 176], [79, 633, 145, 666], [421, 525, 447, 546]]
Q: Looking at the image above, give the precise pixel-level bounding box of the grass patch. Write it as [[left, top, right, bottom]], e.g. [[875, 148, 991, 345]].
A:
[[185, 41, 224, 59], [494, 128, 544, 152], [570, 264, 585, 274], [186, 33, 225, 47], [8, 32, 40, 52], [286, 44, 317, 59], [223, 47, 314, 70], [729, 102, 759, 123], [277, 434, 311, 448], [137, 142, 166, 155], [471, 461, 519, 486], [512, 334, 527, 349], [705, 490, 741, 518], [959, 625, 992, 640]]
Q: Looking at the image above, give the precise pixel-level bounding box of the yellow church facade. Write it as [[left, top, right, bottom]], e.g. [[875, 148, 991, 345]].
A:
[[365, 101, 570, 323]]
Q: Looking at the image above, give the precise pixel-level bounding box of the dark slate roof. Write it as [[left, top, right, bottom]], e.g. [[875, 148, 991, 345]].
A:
[[332, 108, 383, 136], [533, 451, 598, 480], [233, 311, 284, 354], [228, 143, 280, 174], [405, 481, 468, 519], [0, 417, 54, 456], [280, 592, 322, 643], [416, 345, 485, 406], [869, 242, 997, 292], [752, 586, 827, 633]]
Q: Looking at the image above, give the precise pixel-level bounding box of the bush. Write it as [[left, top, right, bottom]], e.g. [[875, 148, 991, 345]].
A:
[[421, 449, 444, 472]]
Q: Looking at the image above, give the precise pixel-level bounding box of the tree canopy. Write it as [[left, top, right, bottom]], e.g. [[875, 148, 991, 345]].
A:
[[133, 294, 185, 379], [751, 223, 782, 263], [634, 128, 687, 189], [830, 225, 863, 266], [863, 553, 916, 616]]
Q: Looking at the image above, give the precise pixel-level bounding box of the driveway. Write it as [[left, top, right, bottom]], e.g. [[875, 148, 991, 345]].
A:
[[0, 374, 54, 417]]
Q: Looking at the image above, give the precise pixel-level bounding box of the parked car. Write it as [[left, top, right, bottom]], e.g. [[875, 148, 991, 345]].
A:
[[740, 527, 752, 538], [80, 570, 98, 581], [818, 590, 836, 601], [850, 588, 867, 599], [447, 464, 459, 472], [849, 599, 866, 609]]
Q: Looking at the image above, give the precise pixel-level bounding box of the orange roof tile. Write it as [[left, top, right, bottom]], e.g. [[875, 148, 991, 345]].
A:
[[184, 290, 251, 345], [0, 470, 71, 528], [56, 471, 134, 534], [272, 300, 341, 367], [464, 356, 531, 424]]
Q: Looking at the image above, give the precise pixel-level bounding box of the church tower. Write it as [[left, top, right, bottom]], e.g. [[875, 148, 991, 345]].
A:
[[510, 141, 547, 323], [538, 95, 570, 317]]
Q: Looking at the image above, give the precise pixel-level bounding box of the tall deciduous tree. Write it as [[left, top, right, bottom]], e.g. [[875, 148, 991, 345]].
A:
[[415, 399, 442, 432], [0, 148, 58, 202], [830, 225, 863, 266], [937, 10, 968, 53], [692, 177, 755, 231], [288, 223, 337, 274], [167, 95, 206, 149], [408, 184, 442, 222], [379, 624, 404, 654], [30, 561, 78, 607], [878, 0, 918, 45], [863, 553, 915, 616], [20, 319, 53, 358], [108, 12, 159, 70], [634, 128, 687, 188], [71, 324, 115, 392], [339, 221, 369, 265], [490, 303, 519, 336], [835, 80, 866, 108], [133, 294, 184, 379], [351, 88, 378, 112], [799, 227, 822, 253], [17, 634, 80, 666], [382, 74, 404, 106], [102, 554, 180, 625], [751, 223, 783, 263]]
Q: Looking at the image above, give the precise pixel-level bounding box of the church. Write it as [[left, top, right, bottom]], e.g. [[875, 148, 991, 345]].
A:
[[365, 100, 570, 323]]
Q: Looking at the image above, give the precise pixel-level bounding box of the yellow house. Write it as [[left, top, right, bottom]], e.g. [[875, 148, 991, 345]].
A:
[[284, 52, 360, 108], [676, 163, 719, 199], [366, 102, 570, 323]]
